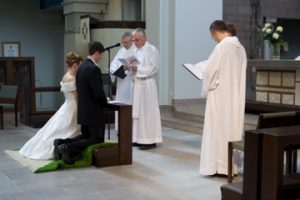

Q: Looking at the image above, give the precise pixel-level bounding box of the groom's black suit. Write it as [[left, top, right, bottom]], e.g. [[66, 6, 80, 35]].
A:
[[59, 58, 107, 158], [76, 58, 107, 126]]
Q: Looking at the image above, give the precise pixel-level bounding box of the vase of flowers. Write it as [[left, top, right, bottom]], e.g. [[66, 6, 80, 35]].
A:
[[262, 23, 284, 60]]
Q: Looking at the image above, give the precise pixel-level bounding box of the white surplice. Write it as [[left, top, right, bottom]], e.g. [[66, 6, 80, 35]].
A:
[[132, 42, 162, 144], [110, 44, 136, 130], [199, 36, 247, 175], [110, 44, 136, 104]]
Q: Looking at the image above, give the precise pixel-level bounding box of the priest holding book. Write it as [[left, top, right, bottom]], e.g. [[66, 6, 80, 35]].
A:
[[110, 32, 136, 104], [109, 32, 136, 130], [130, 28, 162, 150], [199, 20, 247, 176]]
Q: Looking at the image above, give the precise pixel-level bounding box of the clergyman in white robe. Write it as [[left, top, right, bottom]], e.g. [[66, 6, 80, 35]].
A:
[[110, 43, 136, 104], [199, 28, 247, 175], [131, 31, 162, 146], [110, 33, 136, 130]]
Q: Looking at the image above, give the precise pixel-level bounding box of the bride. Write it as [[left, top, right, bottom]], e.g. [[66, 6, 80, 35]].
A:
[[19, 52, 83, 160]]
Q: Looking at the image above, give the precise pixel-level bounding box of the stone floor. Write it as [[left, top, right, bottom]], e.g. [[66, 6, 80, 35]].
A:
[[0, 113, 232, 200]]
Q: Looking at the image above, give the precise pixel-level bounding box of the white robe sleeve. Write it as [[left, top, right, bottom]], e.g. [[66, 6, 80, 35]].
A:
[[201, 46, 222, 97], [136, 45, 159, 78]]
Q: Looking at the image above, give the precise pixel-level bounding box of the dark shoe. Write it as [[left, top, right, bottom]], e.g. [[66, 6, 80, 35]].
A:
[[57, 144, 74, 165], [132, 142, 142, 147], [53, 139, 64, 160], [139, 143, 156, 150], [209, 173, 228, 178], [216, 173, 228, 178]]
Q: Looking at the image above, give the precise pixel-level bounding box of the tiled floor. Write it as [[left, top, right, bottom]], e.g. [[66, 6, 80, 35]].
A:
[[0, 114, 230, 200]]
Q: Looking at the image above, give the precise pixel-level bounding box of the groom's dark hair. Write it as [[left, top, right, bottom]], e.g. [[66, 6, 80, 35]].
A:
[[89, 41, 105, 55]]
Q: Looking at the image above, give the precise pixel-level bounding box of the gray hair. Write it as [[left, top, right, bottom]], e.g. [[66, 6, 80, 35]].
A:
[[122, 31, 132, 39], [132, 28, 146, 37]]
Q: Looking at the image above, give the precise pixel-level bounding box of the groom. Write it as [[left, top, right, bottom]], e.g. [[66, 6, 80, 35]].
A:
[[54, 41, 108, 164]]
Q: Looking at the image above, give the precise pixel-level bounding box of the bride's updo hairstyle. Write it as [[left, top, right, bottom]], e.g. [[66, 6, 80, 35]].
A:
[[65, 52, 83, 68]]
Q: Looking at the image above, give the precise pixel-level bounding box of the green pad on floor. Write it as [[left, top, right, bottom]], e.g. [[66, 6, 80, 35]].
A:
[[35, 142, 117, 173]]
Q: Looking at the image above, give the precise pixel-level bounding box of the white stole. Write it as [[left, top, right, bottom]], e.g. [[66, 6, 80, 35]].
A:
[[132, 77, 142, 118]]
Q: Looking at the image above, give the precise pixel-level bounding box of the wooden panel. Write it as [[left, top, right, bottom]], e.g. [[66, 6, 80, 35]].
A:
[[90, 20, 146, 29], [93, 103, 132, 167]]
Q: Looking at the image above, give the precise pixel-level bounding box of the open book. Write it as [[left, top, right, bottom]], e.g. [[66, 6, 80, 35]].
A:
[[118, 55, 140, 67], [182, 60, 207, 80]]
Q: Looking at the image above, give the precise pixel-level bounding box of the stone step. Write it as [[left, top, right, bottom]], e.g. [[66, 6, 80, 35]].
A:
[[160, 99, 258, 135], [160, 106, 203, 134]]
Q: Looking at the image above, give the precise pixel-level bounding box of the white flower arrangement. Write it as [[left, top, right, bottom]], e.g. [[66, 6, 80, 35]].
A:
[[262, 23, 284, 47]]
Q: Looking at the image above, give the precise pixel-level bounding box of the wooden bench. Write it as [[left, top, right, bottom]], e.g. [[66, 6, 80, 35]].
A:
[[0, 85, 19, 129], [228, 111, 300, 183], [222, 126, 300, 200]]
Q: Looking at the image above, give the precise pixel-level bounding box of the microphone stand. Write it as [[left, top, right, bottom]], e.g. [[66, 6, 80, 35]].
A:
[[105, 43, 120, 140], [107, 49, 112, 140]]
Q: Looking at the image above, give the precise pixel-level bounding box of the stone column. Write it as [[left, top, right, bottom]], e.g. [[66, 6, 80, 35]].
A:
[[62, 0, 108, 57]]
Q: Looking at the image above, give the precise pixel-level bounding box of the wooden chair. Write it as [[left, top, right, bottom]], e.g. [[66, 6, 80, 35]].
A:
[[227, 111, 300, 183], [0, 85, 19, 129]]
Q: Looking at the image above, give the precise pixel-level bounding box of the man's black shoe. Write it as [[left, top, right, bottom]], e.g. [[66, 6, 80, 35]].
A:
[[209, 173, 228, 178], [57, 144, 74, 165], [132, 143, 142, 147], [139, 143, 156, 150], [53, 139, 64, 160]]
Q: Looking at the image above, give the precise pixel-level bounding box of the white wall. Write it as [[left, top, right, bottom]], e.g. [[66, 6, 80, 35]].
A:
[[158, 0, 175, 105], [105, 0, 122, 20], [146, 0, 222, 105], [173, 0, 222, 100], [0, 0, 65, 109]]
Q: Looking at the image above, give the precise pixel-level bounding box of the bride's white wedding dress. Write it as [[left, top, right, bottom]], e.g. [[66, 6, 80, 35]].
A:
[[19, 81, 81, 160]]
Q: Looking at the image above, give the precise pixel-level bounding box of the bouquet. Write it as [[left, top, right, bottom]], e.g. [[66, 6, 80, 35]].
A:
[[262, 23, 284, 59], [262, 23, 284, 47]]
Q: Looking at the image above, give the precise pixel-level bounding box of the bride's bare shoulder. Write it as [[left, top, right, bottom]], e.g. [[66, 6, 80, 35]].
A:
[[62, 73, 75, 83]]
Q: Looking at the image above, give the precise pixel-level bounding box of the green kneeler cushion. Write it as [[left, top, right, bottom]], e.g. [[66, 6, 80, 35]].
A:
[[35, 142, 117, 173]]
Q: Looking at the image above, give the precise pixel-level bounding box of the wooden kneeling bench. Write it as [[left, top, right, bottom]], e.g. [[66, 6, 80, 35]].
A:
[[221, 182, 242, 200], [92, 143, 120, 167], [92, 103, 132, 167]]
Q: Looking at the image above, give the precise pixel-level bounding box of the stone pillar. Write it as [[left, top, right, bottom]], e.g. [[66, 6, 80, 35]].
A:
[[62, 0, 108, 57]]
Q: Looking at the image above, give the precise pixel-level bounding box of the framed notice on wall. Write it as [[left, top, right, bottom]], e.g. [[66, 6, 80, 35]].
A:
[[2, 41, 20, 57]]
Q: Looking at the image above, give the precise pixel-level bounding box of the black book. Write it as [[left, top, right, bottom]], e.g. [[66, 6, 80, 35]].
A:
[[113, 65, 127, 79]]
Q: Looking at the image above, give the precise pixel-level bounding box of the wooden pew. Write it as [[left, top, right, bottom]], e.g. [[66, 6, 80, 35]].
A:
[[221, 126, 300, 200], [228, 111, 300, 183]]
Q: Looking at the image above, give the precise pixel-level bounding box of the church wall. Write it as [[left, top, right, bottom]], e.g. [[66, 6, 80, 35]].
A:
[[262, 0, 300, 20], [172, 0, 223, 100], [0, 0, 65, 109], [158, 0, 175, 105], [223, 0, 300, 59], [223, 0, 251, 57], [105, 0, 123, 20]]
